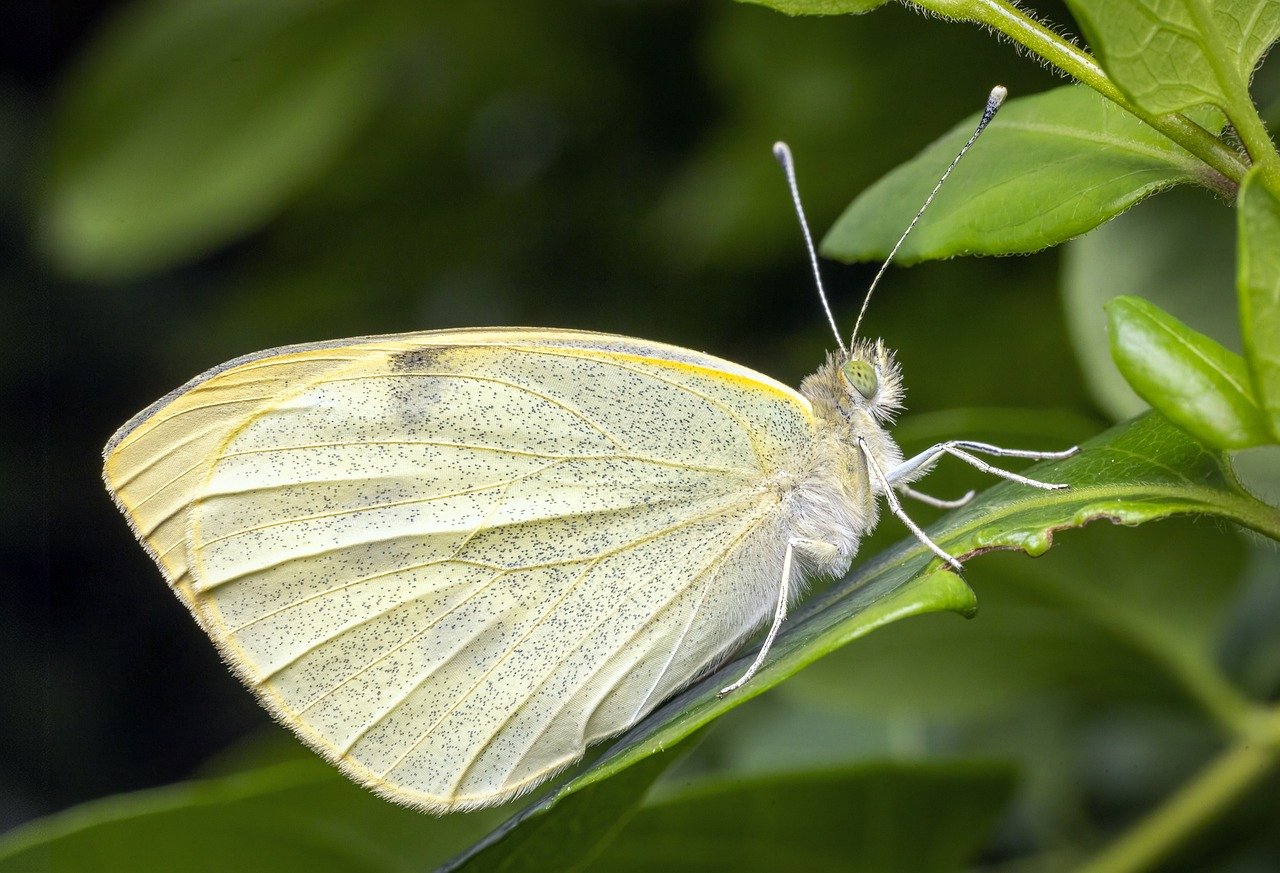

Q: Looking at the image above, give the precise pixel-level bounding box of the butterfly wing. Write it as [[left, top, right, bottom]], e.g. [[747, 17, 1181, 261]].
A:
[[104, 328, 817, 811]]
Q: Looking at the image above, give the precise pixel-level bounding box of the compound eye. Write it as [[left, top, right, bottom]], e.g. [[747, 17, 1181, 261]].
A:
[[842, 360, 878, 399]]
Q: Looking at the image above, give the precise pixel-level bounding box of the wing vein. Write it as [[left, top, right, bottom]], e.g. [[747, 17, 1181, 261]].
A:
[[241, 474, 526, 682], [322, 371, 631, 452], [248, 491, 753, 684], [515, 347, 777, 469], [200, 460, 565, 547], [217, 440, 755, 477], [456, 505, 771, 795], [196, 480, 749, 593]]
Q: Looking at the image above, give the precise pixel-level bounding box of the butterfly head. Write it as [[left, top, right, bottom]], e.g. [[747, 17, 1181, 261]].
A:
[[840, 338, 904, 420], [802, 337, 904, 426]]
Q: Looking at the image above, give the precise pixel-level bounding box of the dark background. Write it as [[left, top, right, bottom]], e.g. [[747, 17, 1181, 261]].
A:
[[0, 0, 1115, 824], [10, 2, 1276, 866]]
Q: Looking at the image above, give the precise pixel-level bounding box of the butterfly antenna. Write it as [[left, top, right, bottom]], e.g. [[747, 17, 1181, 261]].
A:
[[849, 85, 1007, 345], [774, 141, 845, 354]]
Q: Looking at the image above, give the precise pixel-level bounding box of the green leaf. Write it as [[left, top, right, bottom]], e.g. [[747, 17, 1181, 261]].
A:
[[822, 86, 1210, 264], [780, 411, 1255, 729], [787, 520, 1249, 722], [1106, 295, 1272, 449], [448, 413, 1279, 863], [0, 758, 508, 872], [1231, 0, 1280, 75], [1065, 0, 1280, 115], [591, 762, 1017, 872], [735, 0, 887, 13], [440, 746, 684, 872], [42, 0, 398, 281], [449, 567, 977, 869], [1063, 186, 1238, 422], [1238, 168, 1280, 440]]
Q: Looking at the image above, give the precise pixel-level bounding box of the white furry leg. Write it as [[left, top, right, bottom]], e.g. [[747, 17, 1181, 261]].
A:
[[719, 538, 800, 697], [859, 437, 963, 573], [897, 483, 976, 509], [887, 440, 1078, 490]]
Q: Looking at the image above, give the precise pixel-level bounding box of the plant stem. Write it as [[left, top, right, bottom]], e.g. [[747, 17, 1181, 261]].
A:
[[1230, 103, 1280, 195], [945, 0, 1250, 187], [1073, 708, 1280, 873], [1180, 0, 1280, 193]]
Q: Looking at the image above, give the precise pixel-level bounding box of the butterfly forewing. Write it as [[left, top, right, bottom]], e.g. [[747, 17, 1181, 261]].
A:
[[104, 328, 816, 811]]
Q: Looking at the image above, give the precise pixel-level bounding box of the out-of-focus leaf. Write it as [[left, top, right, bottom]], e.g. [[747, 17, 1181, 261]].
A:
[[1062, 186, 1238, 422], [1066, 0, 1280, 115], [43, 0, 400, 281], [1106, 295, 1271, 449], [441, 746, 684, 873], [591, 762, 1017, 873], [735, 0, 887, 14], [786, 519, 1247, 719], [0, 758, 507, 872], [443, 413, 1280, 866], [647, 2, 1056, 275], [1238, 168, 1280, 440], [447, 569, 976, 870], [823, 86, 1212, 264]]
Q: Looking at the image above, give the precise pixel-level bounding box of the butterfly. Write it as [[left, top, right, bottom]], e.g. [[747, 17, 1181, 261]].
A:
[[103, 86, 1076, 813]]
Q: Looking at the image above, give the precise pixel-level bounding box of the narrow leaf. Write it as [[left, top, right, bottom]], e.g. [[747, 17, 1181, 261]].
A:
[[448, 568, 977, 870], [448, 412, 1280, 863], [0, 759, 507, 872], [42, 0, 398, 280], [789, 519, 1250, 721], [1065, 0, 1279, 115], [593, 762, 1017, 872], [823, 85, 1210, 264], [441, 748, 686, 872], [1238, 168, 1280, 440], [1106, 295, 1271, 449]]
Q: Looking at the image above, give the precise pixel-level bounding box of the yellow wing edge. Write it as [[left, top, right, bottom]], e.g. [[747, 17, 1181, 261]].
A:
[[104, 326, 811, 456]]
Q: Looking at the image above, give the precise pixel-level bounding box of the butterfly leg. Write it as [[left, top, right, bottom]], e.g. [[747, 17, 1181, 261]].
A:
[[896, 483, 976, 509], [859, 438, 963, 573], [888, 441, 1078, 491], [718, 537, 814, 697]]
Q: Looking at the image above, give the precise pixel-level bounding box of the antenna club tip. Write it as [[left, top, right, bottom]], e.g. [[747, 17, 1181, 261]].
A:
[[988, 85, 1008, 106], [772, 141, 791, 165]]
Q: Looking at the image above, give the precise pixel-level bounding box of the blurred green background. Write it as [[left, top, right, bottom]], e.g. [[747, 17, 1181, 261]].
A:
[[11, 0, 1279, 869]]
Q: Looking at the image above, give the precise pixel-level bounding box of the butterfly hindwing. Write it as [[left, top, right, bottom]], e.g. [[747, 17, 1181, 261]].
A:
[[104, 328, 817, 810]]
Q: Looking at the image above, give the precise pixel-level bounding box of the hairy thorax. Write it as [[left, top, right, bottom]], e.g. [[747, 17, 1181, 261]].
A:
[[768, 351, 907, 580]]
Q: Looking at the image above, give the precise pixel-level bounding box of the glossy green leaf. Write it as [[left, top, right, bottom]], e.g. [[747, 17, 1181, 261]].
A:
[[735, 0, 887, 14], [1063, 186, 1238, 422], [1106, 295, 1271, 449], [447, 568, 976, 871], [591, 762, 1017, 872], [1066, 0, 1280, 115], [0, 758, 507, 872], [822, 86, 1210, 264], [1238, 168, 1280, 440], [780, 411, 1254, 726], [441, 747, 684, 873], [787, 520, 1249, 721], [447, 412, 1280, 864], [42, 0, 398, 281]]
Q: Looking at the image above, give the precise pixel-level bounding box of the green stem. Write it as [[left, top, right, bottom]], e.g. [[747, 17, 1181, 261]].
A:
[[1180, 0, 1280, 192], [1074, 708, 1280, 873], [940, 0, 1250, 189]]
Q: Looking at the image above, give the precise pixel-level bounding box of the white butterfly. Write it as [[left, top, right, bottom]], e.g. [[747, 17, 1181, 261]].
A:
[[103, 86, 1075, 812]]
